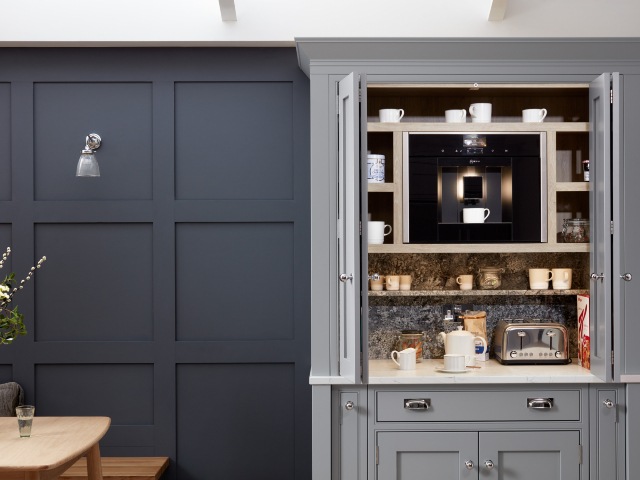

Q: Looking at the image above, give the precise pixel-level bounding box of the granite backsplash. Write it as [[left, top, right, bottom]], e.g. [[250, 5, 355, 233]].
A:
[[368, 252, 588, 360]]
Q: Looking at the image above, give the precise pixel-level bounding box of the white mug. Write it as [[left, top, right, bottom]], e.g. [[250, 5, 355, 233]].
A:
[[385, 275, 400, 291], [368, 221, 392, 244], [391, 348, 416, 370], [379, 109, 404, 123], [443, 354, 466, 372], [463, 207, 490, 224], [522, 108, 548, 123], [529, 268, 554, 289], [445, 109, 466, 123], [552, 268, 572, 290], [456, 274, 474, 290], [469, 103, 492, 123]]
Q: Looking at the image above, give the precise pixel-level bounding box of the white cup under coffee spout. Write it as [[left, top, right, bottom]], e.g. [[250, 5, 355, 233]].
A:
[[463, 207, 490, 224]]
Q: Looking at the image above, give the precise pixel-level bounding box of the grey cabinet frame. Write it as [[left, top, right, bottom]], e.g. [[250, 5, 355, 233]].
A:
[[299, 38, 640, 480]]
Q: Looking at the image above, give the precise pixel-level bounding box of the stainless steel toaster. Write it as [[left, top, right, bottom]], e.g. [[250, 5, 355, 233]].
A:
[[493, 319, 570, 365]]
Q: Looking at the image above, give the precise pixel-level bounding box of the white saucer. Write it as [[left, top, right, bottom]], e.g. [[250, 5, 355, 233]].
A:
[[436, 368, 469, 374]]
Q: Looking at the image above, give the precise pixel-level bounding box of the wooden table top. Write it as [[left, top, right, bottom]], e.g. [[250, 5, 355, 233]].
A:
[[0, 417, 111, 472]]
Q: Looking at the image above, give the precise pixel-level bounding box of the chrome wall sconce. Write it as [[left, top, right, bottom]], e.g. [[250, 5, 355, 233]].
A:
[[76, 133, 102, 177]]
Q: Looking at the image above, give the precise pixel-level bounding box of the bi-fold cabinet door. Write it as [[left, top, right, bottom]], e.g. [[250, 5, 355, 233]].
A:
[[335, 71, 369, 384], [376, 431, 580, 480], [591, 72, 640, 382]]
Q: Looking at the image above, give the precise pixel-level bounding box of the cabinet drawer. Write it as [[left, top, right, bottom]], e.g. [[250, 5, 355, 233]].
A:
[[376, 389, 581, 422]]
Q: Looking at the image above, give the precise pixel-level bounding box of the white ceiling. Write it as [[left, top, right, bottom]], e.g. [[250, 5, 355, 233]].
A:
[[0, 0, 639, 45]]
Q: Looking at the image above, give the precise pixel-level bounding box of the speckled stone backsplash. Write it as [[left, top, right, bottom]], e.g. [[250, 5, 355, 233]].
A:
[[368, 252, 589, 291], [368, 252, 587, 360]]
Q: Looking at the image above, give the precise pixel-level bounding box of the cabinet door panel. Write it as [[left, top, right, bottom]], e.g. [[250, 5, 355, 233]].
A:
[[615, 74, 640, 379], [589, 73, 614, 382], [337, 72, 362, 383], [377, 431, 476, 480], [479, 431, 580, 480]]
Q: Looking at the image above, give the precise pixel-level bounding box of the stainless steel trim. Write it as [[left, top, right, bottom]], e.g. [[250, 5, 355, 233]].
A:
[[404, 398, 431, 410], [527, 397, 554, 409], [402, 131, 546, 244], [539, 132, 548, 242], [402, 132, 410, 243]]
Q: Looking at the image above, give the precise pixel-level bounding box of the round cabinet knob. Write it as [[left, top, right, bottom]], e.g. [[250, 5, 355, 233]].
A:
[[484, 460, 494, 470], [590, 272, 605, 281], [345, 401, 354, 411], [620, 273, 633, 281], [464, 460, 474, 470], [603, 399, 615, 409], [339, 273, 354, 283]]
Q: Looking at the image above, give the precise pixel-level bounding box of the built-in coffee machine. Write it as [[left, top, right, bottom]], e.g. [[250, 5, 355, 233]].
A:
[[402, 132, 547, 243]]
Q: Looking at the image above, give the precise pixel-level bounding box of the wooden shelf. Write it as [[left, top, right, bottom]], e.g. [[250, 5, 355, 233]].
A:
[[555, 182, 590, 192], [368, 243, 589, 254], [368, 289, 589, 297], [368, 183, 396, 192], [367, 122, 590, 133]]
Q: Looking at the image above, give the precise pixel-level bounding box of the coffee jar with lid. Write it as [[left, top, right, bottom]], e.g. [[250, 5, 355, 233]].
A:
[[562, 218, 590, 243], [397, 330, 424, 362], [477, 267, 505, 290]]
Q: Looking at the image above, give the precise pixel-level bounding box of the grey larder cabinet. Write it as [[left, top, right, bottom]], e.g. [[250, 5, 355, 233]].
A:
[[299, 38, 640, 480]]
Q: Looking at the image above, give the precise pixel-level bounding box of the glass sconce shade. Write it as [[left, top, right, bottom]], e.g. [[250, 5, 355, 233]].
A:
[[76, 152, 100, 177], [76, 133, 102, 177]]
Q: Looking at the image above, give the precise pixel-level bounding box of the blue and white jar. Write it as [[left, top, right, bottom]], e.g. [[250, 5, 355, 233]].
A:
[[367, 154, 385, 183]]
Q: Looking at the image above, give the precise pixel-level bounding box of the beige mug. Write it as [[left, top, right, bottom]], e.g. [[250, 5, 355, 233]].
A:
[[385, 275, 400, 291], [370, 275, 385, 291], [529, 268, 554, 289], [456, 274, 474, 290], [552, 268, 572, 290], [399, 275, 412, 291]]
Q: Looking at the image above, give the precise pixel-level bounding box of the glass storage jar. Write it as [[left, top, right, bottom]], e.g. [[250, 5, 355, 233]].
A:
[[477, 267, 505, 290], [562, 218, 590, 243], [397, 330, 424, 362]]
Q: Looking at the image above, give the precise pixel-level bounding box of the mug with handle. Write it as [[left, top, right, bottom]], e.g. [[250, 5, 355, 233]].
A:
[[391, 348, 416, 370]]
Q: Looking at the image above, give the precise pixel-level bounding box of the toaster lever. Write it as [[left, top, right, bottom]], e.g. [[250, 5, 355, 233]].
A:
[[527, 397, 554, 409]]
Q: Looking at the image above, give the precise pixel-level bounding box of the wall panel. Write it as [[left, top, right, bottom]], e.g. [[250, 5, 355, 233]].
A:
[[0, 83, 10, 201], [176, 222, 294, 341], [176, 363, 295, 480], [174, 81, 294, 201], [33, 82, 153, 201], [34, 223, 154, 342], [0, 48, 310, 479]]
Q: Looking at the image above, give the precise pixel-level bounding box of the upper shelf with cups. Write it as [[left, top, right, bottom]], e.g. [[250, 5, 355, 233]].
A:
[[365, 82, 591, 254]]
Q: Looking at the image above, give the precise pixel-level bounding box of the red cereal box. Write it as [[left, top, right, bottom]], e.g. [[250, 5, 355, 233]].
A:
[[577, 294, 590, 369]]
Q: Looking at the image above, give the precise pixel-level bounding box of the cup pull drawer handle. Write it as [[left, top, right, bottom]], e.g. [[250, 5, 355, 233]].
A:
[[527, 397, 554, 409], [404, 398, 431, 410]]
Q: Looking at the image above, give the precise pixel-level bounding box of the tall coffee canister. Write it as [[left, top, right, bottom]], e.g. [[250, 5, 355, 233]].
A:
[[397, 330, 424, 362], [367, 154, 385, 183]]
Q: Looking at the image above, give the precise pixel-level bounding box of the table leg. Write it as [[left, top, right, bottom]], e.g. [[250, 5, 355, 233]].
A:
[[85, 443, 104, 480]]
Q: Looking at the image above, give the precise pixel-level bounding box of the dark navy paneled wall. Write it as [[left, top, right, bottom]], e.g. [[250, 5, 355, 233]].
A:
[[0, 48, 310, 479]]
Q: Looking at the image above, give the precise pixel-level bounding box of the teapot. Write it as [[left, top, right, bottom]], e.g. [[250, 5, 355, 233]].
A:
[[439, 326, 487, 366]]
